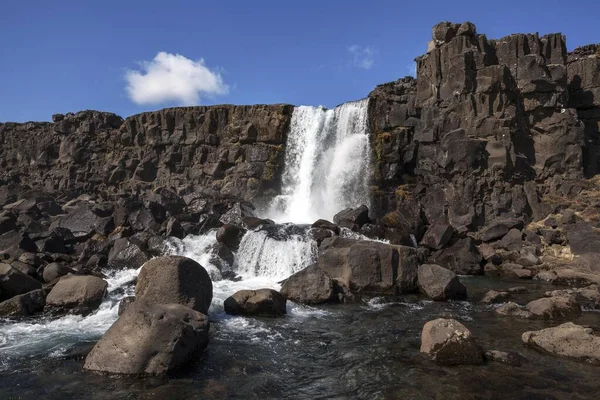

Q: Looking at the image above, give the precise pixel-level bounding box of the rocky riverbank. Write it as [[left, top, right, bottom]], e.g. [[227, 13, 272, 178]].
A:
[[1, 20, 600, 399]]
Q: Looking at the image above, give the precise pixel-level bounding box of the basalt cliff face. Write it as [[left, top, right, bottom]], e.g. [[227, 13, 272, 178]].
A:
[[0, 105, 292, 203], [1, 22, 599, 235], [369, 21, 600, 236]]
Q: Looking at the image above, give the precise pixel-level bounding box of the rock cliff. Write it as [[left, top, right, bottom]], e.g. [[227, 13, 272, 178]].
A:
[[1, 21, 599, 236], [369, 21, 599, 237]]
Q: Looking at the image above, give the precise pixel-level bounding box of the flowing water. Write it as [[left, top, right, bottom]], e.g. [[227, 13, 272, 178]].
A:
[[2, 98, 600, 398], [267, 99, 371, 224]]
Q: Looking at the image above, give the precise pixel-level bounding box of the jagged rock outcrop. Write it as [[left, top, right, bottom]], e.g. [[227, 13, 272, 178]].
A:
[[368, 21, 595, 238]]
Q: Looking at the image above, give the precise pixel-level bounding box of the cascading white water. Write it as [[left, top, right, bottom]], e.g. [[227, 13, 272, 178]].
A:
[[0, 267, 138, 369], [267, 99, 371, 224]]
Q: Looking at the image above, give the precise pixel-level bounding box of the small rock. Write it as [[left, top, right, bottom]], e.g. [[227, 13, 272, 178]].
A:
[[42, 262, 76, 283], [0, 289, 46, 317], [481, 290, 510, 304], [525, 296, 582, 320], [281, 264, 341, 304], [484, 350, 525, 366], [420, 318, 483, 365], [224, 289, 286, 317]]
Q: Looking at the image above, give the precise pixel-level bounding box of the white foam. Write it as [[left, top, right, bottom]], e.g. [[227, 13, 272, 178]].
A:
[[267, 99, 371, 224]]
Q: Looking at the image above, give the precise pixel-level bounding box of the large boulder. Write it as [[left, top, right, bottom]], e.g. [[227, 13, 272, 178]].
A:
[[0, 289, 46, 317], [417, 264, 467, 301], [219, 202, 257, 229], [317, 237, 418, 294], [333, 205, 371, 229], [84, 302, 209, 375], [522, 322, 600, 364], [45, 274, 108, 315], [429, 238, 483, 275], [281, 264, 341, 304], [224, 289, 286, 317], [107, 238, 149, 270], [0, 263, 42, 301], [420, 318, 483, 365], [135, 256, 213, 314], [525, 296, 582, 320]]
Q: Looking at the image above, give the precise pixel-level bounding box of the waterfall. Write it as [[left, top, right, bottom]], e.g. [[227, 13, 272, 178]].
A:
[[267, 99, 371, 224]]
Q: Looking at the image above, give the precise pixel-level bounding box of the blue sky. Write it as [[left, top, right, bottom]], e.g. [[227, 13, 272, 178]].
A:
[[1, 0, 598, 122]]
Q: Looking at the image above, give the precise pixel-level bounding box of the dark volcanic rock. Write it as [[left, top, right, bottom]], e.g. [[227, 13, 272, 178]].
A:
[[429, 238, 483, 275], [216, 224, 244, 251], [0, 289, 46, 317], [107, 238, 149, 270], [84, 302, 209, 375], [421, 218, 455, 250], [333, 205, 371, 229], [317, 237, 418, 294], [0, 263, 42, 301], [281, 264, 341, 304], [420, 318, 483, 365], [417, 264, 467, 301], [135, 256, 213, 314], [45, 274, 108, 315], [42, 262, 76, 283], [224, 289, 286, 317]]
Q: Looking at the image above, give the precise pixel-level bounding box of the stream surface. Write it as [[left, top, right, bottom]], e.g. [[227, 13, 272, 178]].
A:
[[1, 270, 599, 400]]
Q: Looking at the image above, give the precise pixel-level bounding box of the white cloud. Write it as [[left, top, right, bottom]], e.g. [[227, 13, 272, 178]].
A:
[[347, 45, 376, 69], [125, 52, 228, 106]]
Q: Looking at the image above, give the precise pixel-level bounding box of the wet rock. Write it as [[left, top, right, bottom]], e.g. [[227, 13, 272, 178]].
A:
[[310, 228, 335, 247], [224, 289, 286, 317], [216, 224, 245, 251], [317, 237, 418, 294], [359, 224, 385, 240], [311, 219, 340, 234], [522, 322, 600, 364], [525, 296, 582, 320], [0, 263, 42, 301], [45, 274, 108, 315], [147, 235, 176, 256], [420, 219, 455, 250], [494, 302, 534, 319], [84, 302, 209, 375], [107, 238, 149, 270], [484, 350, 525, 366], [429, 237, 483, 275], [219, 202, 257, 229], [281, 264, 341, 304], [420, 318, 483, 365], [0, 289, 46, 317], [118, 296, 136, 316], [135, 256, 213, 314], [165, 217, 185, 239], [417, 264, 467, 301], [333, 205, 371, 229], [481, 290, 510, 304], [42, 262, 76, 283]]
